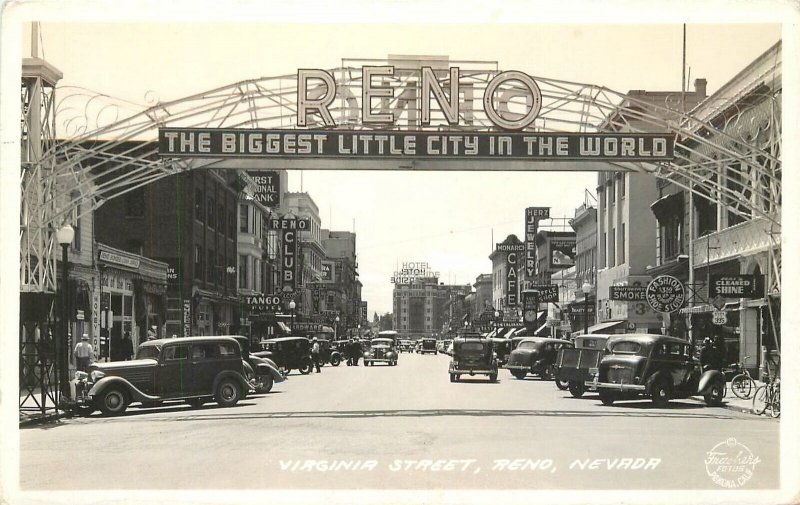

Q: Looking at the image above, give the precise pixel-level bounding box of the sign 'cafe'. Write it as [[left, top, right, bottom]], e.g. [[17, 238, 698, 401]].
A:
[[159, 66, 675, 163]]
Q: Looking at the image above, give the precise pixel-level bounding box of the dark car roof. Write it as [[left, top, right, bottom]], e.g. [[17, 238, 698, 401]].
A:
[[516, 337, 573, 346], [609, 334, 690, 346], [261, 336, 310, 343], [139, 336, 240, 347]]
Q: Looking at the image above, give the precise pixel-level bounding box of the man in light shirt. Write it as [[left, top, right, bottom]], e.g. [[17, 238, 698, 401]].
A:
[[74, 334, 94, 372]]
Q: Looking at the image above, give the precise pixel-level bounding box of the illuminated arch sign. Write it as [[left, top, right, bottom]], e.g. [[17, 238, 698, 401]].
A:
[[158, 66, 675, 162]]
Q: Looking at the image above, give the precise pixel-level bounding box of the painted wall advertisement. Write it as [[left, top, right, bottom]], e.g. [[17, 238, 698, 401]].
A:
[[549, 237, 576, 269]]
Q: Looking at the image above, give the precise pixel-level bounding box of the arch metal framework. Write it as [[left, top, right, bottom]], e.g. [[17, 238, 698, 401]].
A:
[[21, 56, 781, 295]]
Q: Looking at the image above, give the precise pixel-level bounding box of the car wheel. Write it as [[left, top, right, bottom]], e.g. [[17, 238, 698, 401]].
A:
[[555, 378, 570, 390], [704, 380, 725, 407], [187, 397, 205, 408], [215, 378, 242, 407], [255, 374, 274, 394], [330, 355, 341, 367], [511, 370, 527, 380], [299, 358, 312, 375], [98, 387, 129, 416], [651, 380, 670, 408], [489, 373, 498, 383], [599, 390, 617, 406], [568, 380, 585, 398]]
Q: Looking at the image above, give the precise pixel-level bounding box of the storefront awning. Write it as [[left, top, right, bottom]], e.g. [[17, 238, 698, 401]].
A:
[[680, 302, 741, 314], [586, 320, 624, 334], [650, 192, 684, 221]]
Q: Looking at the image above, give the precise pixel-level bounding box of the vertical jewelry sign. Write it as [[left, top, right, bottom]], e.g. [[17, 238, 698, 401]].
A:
[[524, 207, 550, 289]]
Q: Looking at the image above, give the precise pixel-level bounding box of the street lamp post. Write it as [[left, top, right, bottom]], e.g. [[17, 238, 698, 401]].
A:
[[335, 315, 340, 340], [582, 282, 592, 335], [289, 300, 296, 333], [56, 224, 75, 402], [494, 309, 500, 336]]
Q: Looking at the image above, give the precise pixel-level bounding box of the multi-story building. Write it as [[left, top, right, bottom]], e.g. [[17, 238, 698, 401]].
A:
[[321, 229, 361, 333], [654, 42, 781, 377], [490, 234, 524, 312], [284, 192, 324, 319], [595, 79, 708, 334], [392, 276, 448, 337], [95, 168, 241, 337], [566, 199, 598, 332]]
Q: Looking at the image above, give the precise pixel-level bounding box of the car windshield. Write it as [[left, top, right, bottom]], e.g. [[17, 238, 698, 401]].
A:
[[518, 341, 538, 350], [460, 342, 485, 352], [372, 339, 392, 346], [136, 345, 160, 359], [611, 341, 642, 354]]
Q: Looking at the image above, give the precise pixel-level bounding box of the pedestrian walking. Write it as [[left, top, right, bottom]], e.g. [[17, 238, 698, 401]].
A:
[[352, 337, 361, 366], [73, 334, 94, 372], [311, 337, 322, 373], [147, 325, 157, 341], [120, 331, 134, 361]]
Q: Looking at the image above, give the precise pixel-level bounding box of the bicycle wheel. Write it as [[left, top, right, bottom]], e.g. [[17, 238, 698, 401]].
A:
[[731, 374, 754, 399], [752, 385, 768, 415], [770, 388, 780, 418]]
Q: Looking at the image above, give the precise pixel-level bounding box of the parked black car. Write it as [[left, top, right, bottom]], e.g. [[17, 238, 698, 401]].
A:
[[554, 334, 620, 397], [418, 338, 438, 355], [70, 336, 250, 416], [595, 334, 726, 407], [257, 336, 313, 375], [231, 335, 286, 393], [505, 337, 574, 380], [449, 333, 498, 382]]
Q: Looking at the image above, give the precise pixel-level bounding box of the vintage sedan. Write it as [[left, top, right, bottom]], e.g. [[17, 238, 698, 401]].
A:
[[230, 335, 286, 393], [505, 337, 574, 380], [363, 337, 399, 366], [449, 334, 498, 382], [418, 337, 438, 355], [594, 334, 726, 407], [554, 334, 620, 397], [257, 336, 313, 375], [71, 336, 250, 416]]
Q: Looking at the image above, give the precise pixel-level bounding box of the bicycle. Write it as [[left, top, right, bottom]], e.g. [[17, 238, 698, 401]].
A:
[[730, 356, 756, 399], [752, 375, 780, 418]]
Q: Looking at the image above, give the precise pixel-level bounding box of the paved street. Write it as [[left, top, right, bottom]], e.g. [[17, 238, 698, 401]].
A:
[[21, 353, 778, 490]]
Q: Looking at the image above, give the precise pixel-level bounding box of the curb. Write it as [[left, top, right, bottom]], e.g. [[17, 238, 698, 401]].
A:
[[19, 410, 69, 428]]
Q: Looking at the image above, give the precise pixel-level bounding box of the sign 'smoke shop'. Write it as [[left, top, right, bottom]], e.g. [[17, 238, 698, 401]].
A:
[[158, 66, 675, 162]]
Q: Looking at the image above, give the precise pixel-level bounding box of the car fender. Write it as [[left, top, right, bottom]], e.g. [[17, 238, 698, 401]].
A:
[[644, 371, 670, 394], [255, 362, 286, 383], [698, 369, 725, 395], [212, 370, 250, 397], [88, 376, 160, 403]]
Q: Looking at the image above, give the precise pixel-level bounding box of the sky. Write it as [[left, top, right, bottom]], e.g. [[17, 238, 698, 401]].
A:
[[15, 16, 783, 316]]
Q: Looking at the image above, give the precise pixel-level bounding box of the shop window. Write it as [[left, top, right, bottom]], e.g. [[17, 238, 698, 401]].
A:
[[195, 189, 204, 222], [659, 215, 683, 260], [240, 204, 249, 233], [619, 175, 626, 199], [609, 228, 616, 267], [239, 254, 248, 289], [126, 240, 144, 256], [620, 224, 625, 264], [608, 180, 615, 206]]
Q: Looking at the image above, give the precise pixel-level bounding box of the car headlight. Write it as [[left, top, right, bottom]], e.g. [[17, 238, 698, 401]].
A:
[[89, 370, 106, 382], [74, 371, 89, 381]]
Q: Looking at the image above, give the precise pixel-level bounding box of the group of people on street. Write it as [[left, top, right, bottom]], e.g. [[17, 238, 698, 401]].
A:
[[699, 333, 728, 371], [345, 337, 363, 366]]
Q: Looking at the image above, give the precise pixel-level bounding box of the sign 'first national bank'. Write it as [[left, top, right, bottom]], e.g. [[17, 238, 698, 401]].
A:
[[158, 66, 674, 162]]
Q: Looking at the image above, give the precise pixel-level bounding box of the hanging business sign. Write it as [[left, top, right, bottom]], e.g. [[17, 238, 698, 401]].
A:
[[242, 294, 282, 314], [282, 230, 297, 292], [709, 274, 765, 299], [182, 299, 192, 338], [524, 207, 549, 288], [320, 260, 335, 283], [645, 275, 686, 313], [268, 216, 311, 230], [497, 244, 524, 307], [361, 301, 368, 321], [247, 170, 281, 207], [609, 286, 647, 301], [528, 284, 559, 303], [521, 290, 539, 325], [390, 261, 440, 284]]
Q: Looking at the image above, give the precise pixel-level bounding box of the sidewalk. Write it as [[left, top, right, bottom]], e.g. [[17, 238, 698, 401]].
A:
[[719, 380, 774, 417], [19, 388, 67, 426]]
